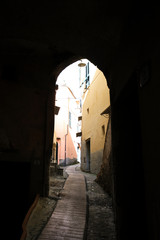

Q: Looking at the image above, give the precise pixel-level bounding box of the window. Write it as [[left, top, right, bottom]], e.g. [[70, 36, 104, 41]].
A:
[[85, 62, 90, 89], [69, 111, 72, 128], [102, 125, 105, 135]]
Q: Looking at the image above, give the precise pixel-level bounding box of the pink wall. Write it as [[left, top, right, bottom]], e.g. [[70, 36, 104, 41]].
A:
[[55, 86, 78, 165], [57, 130, 77, 165], [66, 130, 77, 160]]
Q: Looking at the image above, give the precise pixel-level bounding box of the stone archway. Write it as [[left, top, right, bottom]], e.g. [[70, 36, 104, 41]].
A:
[[1, 2, 159, 239]]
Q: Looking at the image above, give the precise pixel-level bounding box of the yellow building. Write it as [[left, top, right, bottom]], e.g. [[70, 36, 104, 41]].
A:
[[81, 67, 110, 174]]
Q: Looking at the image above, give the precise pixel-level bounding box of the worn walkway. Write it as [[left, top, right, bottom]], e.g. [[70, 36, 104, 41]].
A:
[[37, 165, 87, 240]]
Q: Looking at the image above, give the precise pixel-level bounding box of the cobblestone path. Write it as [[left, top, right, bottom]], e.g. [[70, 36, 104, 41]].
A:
[[76, 167, 116, 240]]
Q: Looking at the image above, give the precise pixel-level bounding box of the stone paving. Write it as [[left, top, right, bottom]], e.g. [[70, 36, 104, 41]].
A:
[[37, 165, 86, 240], [25, 164, 116, 240]]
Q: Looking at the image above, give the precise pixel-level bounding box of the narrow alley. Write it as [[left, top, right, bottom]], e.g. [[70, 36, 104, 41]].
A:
[[25, 164, 116, 240]]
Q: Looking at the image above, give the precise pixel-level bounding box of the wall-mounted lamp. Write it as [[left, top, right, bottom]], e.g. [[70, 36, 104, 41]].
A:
[[78, 60, 86, 67]]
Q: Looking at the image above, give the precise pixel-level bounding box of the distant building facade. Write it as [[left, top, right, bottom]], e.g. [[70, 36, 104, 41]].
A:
[[54, 85, 80, 166]]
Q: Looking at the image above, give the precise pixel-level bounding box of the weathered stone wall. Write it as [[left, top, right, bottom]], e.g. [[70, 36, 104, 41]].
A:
[[96, 116, 112, 195], [90, 150, 103, 174]]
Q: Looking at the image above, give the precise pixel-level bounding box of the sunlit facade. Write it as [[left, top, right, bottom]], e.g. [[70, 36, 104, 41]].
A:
[[80, 66, 110, 174], [54, 85, 80, 165]]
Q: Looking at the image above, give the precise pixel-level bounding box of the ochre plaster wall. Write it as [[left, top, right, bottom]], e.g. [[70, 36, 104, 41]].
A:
[[81, 69, 110, 174]]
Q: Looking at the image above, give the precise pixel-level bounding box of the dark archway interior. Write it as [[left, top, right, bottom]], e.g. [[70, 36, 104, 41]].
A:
[[0, 1, 160, 239]]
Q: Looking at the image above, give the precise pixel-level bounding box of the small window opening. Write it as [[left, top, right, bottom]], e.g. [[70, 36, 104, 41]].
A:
[[102, 125, 105, 135]]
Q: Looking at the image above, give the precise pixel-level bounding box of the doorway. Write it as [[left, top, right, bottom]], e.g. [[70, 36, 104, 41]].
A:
[[86, 139, 90, 171]]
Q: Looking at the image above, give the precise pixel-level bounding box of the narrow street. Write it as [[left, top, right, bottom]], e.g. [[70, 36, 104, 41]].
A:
[[26, 164, 116, 240]]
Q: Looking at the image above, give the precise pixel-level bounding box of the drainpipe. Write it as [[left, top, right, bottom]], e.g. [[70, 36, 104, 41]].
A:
[[65, 95, 69, 166], [65, 124, 68, 166]]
